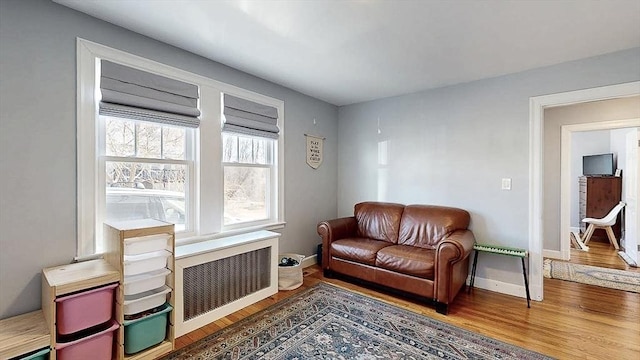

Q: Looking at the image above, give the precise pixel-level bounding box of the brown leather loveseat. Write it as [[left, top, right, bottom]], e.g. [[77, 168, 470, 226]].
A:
[[317, 202, 475, 314]]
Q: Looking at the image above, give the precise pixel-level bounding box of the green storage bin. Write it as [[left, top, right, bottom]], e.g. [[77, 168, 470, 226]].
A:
[[14, 347, 49, 360], [123, 304, 172, 354]]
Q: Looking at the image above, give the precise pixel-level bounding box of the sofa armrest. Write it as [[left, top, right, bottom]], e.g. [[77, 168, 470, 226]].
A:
[[437, 230, 475, 261], [434, 230, 476, 304], [317, 217, 358, 270]]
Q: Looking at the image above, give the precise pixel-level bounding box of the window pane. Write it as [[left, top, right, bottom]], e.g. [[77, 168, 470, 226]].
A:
[[163, 126, 186, 160], [224, 166, 269, 225], [222, 133, 238, 163], [106, 161, 187, 231], [238, 137, 253, 163], [136, 123, 162, 158], [253, 138, 267, 164], [106, 118, 135, 157]]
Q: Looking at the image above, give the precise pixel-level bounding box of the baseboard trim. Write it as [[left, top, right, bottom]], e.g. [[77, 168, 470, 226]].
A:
[[543, 249, 568, 260], [302, 254, 317, 268], [467, 275, 530, 300], [618, 251, 638, 267]]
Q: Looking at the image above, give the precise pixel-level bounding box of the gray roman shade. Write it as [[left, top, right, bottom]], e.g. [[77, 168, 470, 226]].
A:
[[222, 94, 279, 138], [99, 60, 200, 128]]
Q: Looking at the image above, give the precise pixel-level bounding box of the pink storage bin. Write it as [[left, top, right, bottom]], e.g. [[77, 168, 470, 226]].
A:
[[55, 283, 117, 335], [56, 320, 119, 360]]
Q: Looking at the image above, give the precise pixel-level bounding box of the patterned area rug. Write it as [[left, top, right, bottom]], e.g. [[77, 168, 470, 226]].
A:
[[162, 283, 552, 360], [544, 259, 640, 293]]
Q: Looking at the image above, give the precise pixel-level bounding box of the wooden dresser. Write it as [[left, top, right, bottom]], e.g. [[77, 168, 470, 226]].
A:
[[579, 176, 622, 241]]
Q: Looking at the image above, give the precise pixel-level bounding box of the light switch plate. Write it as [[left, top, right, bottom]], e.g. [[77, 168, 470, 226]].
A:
[[501, 178, 512, 190]]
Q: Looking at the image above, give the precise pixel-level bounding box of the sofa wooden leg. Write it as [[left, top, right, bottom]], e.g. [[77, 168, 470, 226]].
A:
[[323, 269, 334, 278], [435, 302, 448, 315]]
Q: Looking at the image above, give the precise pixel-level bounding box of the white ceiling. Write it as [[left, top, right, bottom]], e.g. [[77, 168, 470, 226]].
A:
[[54, 0, 640, 106]]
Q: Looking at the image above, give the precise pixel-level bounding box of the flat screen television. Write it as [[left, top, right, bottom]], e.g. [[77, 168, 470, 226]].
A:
[[582, 153, 614, 176]]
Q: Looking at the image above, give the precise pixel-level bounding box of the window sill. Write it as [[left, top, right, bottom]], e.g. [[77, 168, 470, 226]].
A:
[[74, 222, 285, 262], [175, 227, 283, 260], [175, 221, 285, 255], [177, 221, 285, 246]]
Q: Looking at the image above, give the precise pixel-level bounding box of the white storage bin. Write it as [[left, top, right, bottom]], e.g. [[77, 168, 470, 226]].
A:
[[123, 233, 171, 256], [123, 285, 171, 315], [123, 250, 171, 276], [278, 254, 305, 290], [123, 268, 171, 296]]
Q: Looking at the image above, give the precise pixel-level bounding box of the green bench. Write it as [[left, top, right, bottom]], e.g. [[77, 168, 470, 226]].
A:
[[467, 243, 531, 308]]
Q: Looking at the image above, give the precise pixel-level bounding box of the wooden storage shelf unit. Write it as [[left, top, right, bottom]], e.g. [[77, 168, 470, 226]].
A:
[[578, 176, 622, 241], [0, 310, 50, 359], [41, 259, 120, 360], [103, 219, 176, 360]]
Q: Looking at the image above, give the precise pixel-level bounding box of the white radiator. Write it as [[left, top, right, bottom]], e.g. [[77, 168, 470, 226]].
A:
[[174, 231, 279, 337]]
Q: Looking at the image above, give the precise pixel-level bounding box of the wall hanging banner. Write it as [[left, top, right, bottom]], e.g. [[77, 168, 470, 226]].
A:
[[305, 134, 324, 169]]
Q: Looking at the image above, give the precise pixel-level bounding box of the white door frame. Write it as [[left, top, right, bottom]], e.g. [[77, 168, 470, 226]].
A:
[[624, 129, 640, 264], [528, 81, 640, 301], [560, 119, 640, 260]]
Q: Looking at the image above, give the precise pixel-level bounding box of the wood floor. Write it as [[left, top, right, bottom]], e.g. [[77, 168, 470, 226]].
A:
[[174, 263, 640, 360], [568, 239, 639, 273]]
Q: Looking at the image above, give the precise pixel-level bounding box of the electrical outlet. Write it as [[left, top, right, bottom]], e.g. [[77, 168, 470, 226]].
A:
[[501, 178, 512, 190]]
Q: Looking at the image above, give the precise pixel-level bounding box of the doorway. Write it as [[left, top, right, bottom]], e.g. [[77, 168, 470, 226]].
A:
[[559, 122, 640, 270], [529, 81, 640, 301]]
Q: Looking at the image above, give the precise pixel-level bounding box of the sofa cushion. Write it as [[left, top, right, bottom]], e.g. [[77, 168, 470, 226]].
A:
[[330, 238, 393, 266], [398, 205, 470, 249], [375, 245, 435, 279], [354, 202, 405, 244]]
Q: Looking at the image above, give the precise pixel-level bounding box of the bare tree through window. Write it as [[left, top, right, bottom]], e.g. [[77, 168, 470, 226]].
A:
[[222, 133, 272, 225], [104, 117, 188, 230]]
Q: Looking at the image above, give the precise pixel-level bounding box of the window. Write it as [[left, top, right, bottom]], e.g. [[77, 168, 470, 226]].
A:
[[222, 134, 274, 226], [103, 118, 193, 232], [77, 39, 284, 258]]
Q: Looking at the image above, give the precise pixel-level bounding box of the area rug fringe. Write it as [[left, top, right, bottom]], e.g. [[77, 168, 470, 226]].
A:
[[161, 282, 552, 360], [543, 259, 640, 293]]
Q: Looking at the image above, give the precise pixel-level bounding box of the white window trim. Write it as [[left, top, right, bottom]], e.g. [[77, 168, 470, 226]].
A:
[[77, 38, 285, 258]]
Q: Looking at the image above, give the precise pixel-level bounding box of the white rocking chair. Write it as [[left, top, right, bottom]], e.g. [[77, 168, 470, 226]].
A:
[[581, 201, 626, 250]]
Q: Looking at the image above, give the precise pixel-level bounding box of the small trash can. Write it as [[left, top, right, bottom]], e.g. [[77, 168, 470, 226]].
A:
[[278, 253, 305, 290]]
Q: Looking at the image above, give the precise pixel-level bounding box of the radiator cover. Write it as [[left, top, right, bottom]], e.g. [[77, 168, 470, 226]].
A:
[[182, 247, 271, 321], [174, 232, 279, 337]]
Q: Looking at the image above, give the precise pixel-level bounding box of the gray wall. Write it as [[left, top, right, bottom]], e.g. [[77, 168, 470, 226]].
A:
[[338, 49, 640, 287], [544, 97, 640, 251], [0, 0, 338, 318]]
